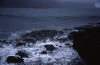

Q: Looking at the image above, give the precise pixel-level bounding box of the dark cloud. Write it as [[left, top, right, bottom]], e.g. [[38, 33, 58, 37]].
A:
[[0, 0, 59, 8], [0, 0, 98, 8]]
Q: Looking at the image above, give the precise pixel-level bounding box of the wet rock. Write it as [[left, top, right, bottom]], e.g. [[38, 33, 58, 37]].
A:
[[40, 51, 47, 54], [21, 30, 63, 42], [0, 40, 7, 43], [44, 44, 55, 51], [0, 45, 2, 47], [74, 25, 93, 30], [56, 38, 68, 43], [16, 41, 26, 47], [0, 40, 10, 44], [16, 50, 29, 58], [69, 25, 100, 65], [6, 56, 24, 63], [23, 38, 36, 43], [59, 46, 62, 47]]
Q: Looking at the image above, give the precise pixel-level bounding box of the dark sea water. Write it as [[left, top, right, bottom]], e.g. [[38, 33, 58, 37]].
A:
[[0, 8, 100, 39], [0, 8, 100, 65]]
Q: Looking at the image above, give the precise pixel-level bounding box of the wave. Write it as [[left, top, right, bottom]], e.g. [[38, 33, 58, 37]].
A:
[[0, 30, 84, 65], [0, 14, 31, 18], [56, 15, 100, 20], [0, 13, 100, 19]]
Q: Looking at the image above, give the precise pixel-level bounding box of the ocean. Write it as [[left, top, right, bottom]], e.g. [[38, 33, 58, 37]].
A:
[[0, 8, 100, 39], [0, 8, 100, 65]]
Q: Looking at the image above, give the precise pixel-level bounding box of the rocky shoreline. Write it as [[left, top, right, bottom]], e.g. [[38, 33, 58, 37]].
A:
[[0, 23, 100, 65], [0, 29, 81, 65], [69, 24, 100, 65]]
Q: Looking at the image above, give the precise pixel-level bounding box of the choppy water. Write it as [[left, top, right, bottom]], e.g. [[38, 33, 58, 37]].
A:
[[0, 8, 100, 65], [0, 8, 100, 39]]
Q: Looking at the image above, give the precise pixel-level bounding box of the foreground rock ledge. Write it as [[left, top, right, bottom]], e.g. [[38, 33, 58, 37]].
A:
[[69, 25, 100, 65]]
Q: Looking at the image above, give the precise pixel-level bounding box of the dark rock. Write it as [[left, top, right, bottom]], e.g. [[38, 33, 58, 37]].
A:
[[16, 50, 29, 58], [56, 38, 68, 42], [59, 46, 62, 47], [96, 22, 100, 24], [0, 45, 2, 47], [49, 51, 53, 53], [74, 25, 93, 30], [0, 40, 10, 44], [44, 44, 55, 51], [69, 25, 100, 65], [0, 40, 7, 43], [21, 30, 63, 42], [40, 51, 47, 54], [0, 40, 11, 47], [23, 38, 36, 43], [6, 56, 24, 63], [16, 41, 26, 47]]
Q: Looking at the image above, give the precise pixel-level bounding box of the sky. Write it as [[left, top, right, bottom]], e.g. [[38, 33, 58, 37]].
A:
[[0, 0, 100, 8]]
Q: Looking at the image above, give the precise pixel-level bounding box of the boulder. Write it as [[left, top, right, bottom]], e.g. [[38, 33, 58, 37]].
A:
[[44, 44, 55, 51], [16, 50, 29, 58], [16, 41, 26, 47], [69, 25, 100, 65], [6, 56, 24, 63]]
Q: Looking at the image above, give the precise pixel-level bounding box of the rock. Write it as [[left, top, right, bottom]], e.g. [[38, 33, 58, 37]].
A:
[[69, 25, 100, 65], [0, 45, 2, 47], [96, 22, 100, 24], [16, 50, 29, 58], [0, 40, 7, 43], [44, 44, 55, 51], [0, 40, 10, 44], [40, 51, 47, 54], [56, 38, 68, 43], [16, 41, 26, 47], [0, 40, 11, 47], [21, 30, 63, 42], [6, 56, 24, 63], [23, 38, 36, 43], [59, 46, 62, 47]]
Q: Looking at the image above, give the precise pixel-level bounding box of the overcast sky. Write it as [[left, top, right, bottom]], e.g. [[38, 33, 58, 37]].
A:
[[0, 0, 100, 8]]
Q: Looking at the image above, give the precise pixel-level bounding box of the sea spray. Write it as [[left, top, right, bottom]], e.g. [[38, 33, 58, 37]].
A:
[[0, 30, 84, 65]]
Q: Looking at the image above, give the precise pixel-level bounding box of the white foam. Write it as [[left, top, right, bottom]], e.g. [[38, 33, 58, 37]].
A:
[[0, 45, 18, 65], [0, 39, 81, 65], [21, 40, 80, 64]]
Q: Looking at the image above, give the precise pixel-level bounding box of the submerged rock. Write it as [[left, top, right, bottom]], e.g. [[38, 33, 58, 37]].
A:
[[69, 25, 100, 65], [40, 51, 47, 54], [6, 56, 24, 63], [44, 44, 56, 51], [16, 50, 29, 58]]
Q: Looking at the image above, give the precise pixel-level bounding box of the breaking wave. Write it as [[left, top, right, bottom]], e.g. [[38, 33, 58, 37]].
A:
[[0, 30, 85, 65]]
